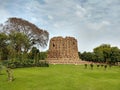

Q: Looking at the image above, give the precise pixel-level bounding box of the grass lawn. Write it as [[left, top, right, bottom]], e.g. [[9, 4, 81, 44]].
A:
[[0, 64, 120, 90]]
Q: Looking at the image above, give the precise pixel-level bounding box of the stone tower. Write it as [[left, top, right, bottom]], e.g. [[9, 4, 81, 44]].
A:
[[47, 36, 80, 64]]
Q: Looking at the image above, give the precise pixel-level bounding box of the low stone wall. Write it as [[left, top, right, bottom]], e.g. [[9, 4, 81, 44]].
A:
[[46, 59, 91, 65]]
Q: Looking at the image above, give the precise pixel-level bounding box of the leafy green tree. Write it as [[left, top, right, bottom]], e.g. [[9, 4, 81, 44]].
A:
[[78, 52, 81, 59], [0, 33, 8, 60], [6, 67, 14, 82], [2, 17, 49, 48], [110, 47, 120, 64], [7, 31, 31, 62], [29, 47, 39, 64], [81, 44, 120, 64], [39, 52, 47, 60], [0, 62, 2, 74], [29, 47, 39, 59], [81, 52, 95, 61], [93, 44, 111, 63], [8, 31, 31, 53], [0, 17, 50, 68]]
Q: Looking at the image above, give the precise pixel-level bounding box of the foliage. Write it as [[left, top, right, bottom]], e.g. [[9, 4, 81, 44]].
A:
[[39, 51, 47, 60], [0, 17, 49, 68], [3, 59, 49, 69], [110, 47, 120, 63], [36, 60, 49, 67], [0, 33, 8, 60], [80, 44, 120, 64], [0, 62, 2, 74], [6, 67, 14, 82], [93, 44, 111, 63], [8, 31, 31, 53], [2, 17, 49, 48], [28, 47, 40, 60], [80, 52, 95, 61]]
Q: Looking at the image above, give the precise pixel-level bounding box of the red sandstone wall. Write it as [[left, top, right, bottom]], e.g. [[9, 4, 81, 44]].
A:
[[47, 36, 80, 64]]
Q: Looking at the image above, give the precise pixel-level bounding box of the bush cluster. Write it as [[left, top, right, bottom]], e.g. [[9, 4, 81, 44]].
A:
[[3, 59, 49, 69]]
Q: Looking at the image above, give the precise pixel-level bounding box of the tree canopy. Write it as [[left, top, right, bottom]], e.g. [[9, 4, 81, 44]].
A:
[[1, 17, 49, 48], [0, 17, 49, 68], [80, 44, 120, 64]]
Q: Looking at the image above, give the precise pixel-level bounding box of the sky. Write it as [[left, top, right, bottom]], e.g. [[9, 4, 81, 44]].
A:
[[0, 0, 120, 52]]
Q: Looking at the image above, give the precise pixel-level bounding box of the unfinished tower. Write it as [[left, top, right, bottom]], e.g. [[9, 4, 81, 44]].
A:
[[47, 36, 80, 64]]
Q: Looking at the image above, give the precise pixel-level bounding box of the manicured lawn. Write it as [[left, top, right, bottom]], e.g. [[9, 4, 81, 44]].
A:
[[0, 64, 120, 90]]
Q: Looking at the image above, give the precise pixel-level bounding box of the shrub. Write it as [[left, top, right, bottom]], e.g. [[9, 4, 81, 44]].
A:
[[84, 64, 87, 69], [104, 65, 107, 70], [36, 60, 49, 67], [3, 59, 49, 68], [97, 64, 100, 68], [90, 63, 94, 70]]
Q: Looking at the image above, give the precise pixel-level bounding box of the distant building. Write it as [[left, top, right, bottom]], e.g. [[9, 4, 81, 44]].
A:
[[47, 36, 81, 64]]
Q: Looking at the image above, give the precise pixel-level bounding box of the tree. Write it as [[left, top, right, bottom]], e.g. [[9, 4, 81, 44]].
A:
[[8, 31, 31, 53], [39, 52, 47, 60], [110, 47, 120, 64], [84, 64, 87, 69], [104, 65, 107, 70], [0, 17, 50, 68], [78, 52, 81, 59], [90, 63, 94, 70], [6, 67, 14, 82], [2, 17, 49, 48], [93, 44, 111, 63], [80, 52, 95, 61], [0, 33, 8, 60], [0, 17, 49, 61], [0, 62, 2, 74], [29, 47, 40, 64], [29, 47, 39, 59], [81, 44, 120, 65]]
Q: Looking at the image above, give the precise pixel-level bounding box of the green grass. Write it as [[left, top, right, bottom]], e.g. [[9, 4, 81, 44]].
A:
[[0, 65, 120, 90]]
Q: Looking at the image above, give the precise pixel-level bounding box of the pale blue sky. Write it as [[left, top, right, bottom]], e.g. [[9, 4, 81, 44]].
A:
[[0, 0, 120, 52]]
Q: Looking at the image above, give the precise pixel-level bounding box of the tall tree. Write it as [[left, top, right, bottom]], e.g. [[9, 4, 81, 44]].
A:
[[8, 31, 31, 53], [29, 47, 39, 59], [2, 17, 49, 48], [29, 47, 40, 64]]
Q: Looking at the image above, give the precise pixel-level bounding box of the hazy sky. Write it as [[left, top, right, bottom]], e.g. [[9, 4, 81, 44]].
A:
[[0, 0, 120, 52]]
